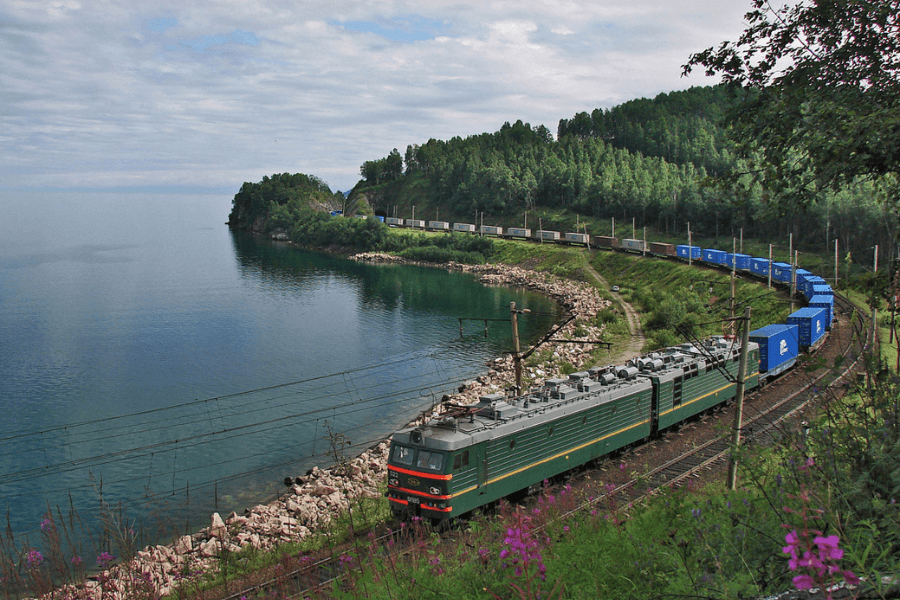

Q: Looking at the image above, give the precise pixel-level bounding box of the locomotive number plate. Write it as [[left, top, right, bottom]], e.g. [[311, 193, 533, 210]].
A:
[[407, 496, 420, 504]]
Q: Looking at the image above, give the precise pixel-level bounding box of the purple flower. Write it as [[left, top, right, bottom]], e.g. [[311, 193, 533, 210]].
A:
[[96, 552, 115, 569], [25, 549, 43, 569]]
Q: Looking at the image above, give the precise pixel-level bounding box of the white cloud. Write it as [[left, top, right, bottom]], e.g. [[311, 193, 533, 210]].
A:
[[0, 0, 752, 193]]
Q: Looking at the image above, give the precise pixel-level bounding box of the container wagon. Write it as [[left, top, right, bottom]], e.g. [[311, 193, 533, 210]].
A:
[[593, 236, 619, 250], [385, 217, 404, 227], [771, 262, 794, 283], [726, 253, 752, 271], [750, 324, 800, 379], [750, 258, 771, 278], [787, 307, 828, 351], [649, 242, 676, 257], [621, 238, 646, 253], [677, 245, 701, 260], [564, 232, 590, 246], [428, 221, 450, 231], [703, 249, 728, 264], [480, 225, 503, 236], [537, 230, 561, 242], [808, 295, 835, 328], [453, 223, 476, 233], [800, 276, 826, 298], [505, 227, 532, 239], [407, 219, 426, 229]]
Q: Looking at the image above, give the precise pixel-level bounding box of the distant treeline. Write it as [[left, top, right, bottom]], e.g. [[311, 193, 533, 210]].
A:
[[228, 86, 897, 266], [354, 85, 896, 263]]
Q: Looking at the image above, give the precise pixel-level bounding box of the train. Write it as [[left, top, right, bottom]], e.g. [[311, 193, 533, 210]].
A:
[[382, 218, 834, 523]]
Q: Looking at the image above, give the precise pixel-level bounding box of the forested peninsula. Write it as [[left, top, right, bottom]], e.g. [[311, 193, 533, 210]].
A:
[[227, 84, 897, 270]]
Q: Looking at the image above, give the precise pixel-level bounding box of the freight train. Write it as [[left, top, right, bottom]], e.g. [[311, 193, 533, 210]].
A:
[[383, 219, 834, 522]]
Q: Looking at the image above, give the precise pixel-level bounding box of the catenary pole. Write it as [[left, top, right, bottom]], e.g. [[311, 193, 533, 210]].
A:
[[727, 306, 752, 490]]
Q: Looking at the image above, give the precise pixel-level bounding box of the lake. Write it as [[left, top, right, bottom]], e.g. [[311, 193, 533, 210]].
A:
[[0, 191, 561, 551]]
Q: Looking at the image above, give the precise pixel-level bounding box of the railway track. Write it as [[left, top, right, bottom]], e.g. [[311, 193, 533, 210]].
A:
[[563, 292, 869, 518], [210, 295, 870, 600]]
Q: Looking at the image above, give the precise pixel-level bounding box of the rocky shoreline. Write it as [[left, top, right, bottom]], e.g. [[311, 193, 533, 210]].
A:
[[40, 255, 613, 600]]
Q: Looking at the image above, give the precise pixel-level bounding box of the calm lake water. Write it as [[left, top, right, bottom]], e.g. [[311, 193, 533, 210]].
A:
[[0, 191, 561, 550]]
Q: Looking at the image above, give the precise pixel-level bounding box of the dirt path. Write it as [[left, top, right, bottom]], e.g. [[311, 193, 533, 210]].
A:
[[580, 250, 646, 364]]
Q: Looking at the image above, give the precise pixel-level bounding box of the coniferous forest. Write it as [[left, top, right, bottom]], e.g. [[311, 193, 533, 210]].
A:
[[229, 84, 898, 269]]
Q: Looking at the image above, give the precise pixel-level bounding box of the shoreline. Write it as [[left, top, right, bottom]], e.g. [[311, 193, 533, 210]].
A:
[[39, 253, 615, 600]]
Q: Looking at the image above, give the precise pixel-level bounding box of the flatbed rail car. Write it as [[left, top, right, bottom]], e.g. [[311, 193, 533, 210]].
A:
[[387, 336, 759, 522], [620, 238, 646, 253], [593, 235, 619, 250], [648, 242, 676, 257], [504, 227, 532, 239], [563, 232, 590, 246]]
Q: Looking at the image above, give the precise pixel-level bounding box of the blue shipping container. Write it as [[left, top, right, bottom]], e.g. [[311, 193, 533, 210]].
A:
[[703, 249, 728, 264], [808, 295, 834, 326], [677, 245, 701, 260], [811, 284, 833, 297], [800, 276, 827, 297], [750, 324, 800, 374], [771, 262, 793, 283], [750, 258, 771, 277], [726, 253, 752, 270], [787, 307, 828, 347]]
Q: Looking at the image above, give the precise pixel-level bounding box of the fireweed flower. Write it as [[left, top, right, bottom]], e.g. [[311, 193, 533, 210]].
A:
[[96, 552, 115, 569], [25, 549, 43, 569], [783, 530, 860, 595]]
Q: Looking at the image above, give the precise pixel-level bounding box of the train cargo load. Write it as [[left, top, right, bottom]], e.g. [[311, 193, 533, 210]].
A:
[[808, 295, 834, 327], [750, 258, 771, 277], [453, 223, 476, 233], [621, 238, 645, 252], [771, 262, 793, 283], [787, 307, 828, 349], [594, 235, 619, 249], [749, 324, 799, 378], [428, 221, 450, 231], [386, 217, 404, 227], [800, 276, 826, 297], [811, 284, 833, 298], [537, 230, 561, 241], [480, 225, 503, 236], [726, 253, 752, 270], [649, 242, 676, 257], [564, 232, 590, 245], [677, 245, 701, 260], [407, 219, 426, 229], [506, 227, 532, 238], [703, 249, 728, 264]]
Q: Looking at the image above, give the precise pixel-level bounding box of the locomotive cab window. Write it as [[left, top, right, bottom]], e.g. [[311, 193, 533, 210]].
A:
[[416, 450, 445, 472], [392, 445, 414, 466], [453, 450, 470, 471]]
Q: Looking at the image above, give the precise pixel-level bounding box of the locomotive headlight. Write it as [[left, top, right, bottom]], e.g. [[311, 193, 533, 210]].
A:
[[389, 477, 399, 487], [429, 486, 441, 495]]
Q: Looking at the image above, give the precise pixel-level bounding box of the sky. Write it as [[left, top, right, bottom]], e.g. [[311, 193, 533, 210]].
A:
[[1, 1, 755, 195]]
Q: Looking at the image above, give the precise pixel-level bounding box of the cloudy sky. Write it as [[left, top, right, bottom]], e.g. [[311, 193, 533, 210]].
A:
[[1, 1, 754, 195]]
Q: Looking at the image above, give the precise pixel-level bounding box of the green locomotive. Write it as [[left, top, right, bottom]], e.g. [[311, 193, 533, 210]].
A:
[[387, 336, 760, 522]]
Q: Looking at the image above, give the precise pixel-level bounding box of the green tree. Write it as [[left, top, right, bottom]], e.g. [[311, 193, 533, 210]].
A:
[[683, 0, 900, 213]]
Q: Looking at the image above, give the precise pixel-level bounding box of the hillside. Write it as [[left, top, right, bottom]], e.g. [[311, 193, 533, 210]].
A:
[[229, 86, 897, 268]]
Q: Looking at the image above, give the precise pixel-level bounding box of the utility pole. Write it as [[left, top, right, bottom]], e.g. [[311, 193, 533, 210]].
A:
[[727, 306, 752, 490], [510, 302, 524, 394], [688, 224, 692, 267], [875, 245, 879, 273], [835, 238, 839, 289], [768, 244, 773, 289], [612, 217, 615, 238], [791, 251, 798, 313], [731, 238, 737, 335]]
